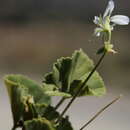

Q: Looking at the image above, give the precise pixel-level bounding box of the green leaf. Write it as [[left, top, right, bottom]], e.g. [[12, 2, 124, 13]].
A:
[[5, 74, 51, 104], [4, 83, 27, 125], [52, 57, 72, 92], [56, 116, 73, 130], [24, 106, 74, 130], [84, 72, 106, 96], [43, 49, 106, 97], [34, 103, 47, 117], [69, 49, 94, 83], [43, 106, 74, 130], [45, 90, 71, 97], [70, 72, 106, 96], [24, 118, 56, 130], [43, 105, 59, 121], [43, 83, 71, 98], [4, 75, 51, 124]]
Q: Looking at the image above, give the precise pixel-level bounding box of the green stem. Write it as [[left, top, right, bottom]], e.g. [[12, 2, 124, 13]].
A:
[[79, 95, 121, 130], [107, 30, 111, 43], [56, 51, 106, 123], [54, 97, 66, 110]]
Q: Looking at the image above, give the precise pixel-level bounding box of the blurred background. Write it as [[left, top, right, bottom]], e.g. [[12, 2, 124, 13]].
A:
[[0, 0, 130, 130]]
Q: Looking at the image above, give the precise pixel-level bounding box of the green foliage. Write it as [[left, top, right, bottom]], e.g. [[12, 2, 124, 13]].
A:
[[5, 75, 51, 104], [42, 84, 71, 98], [5, 82, 27, 125], [4, 49, 106, 130], [43, 49, 106, 97], [24, 118, 56, 130], [43, 105, 60, 121], [4, 75, 51, 125], [24, 117, 73, 130], [56, 116, 73, 130], [4, 74, 74, 130]]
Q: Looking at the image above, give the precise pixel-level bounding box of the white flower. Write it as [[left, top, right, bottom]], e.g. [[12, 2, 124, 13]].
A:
[[94, 0, 130, 37]]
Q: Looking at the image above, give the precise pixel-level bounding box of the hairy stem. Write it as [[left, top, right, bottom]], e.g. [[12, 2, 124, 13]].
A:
[[56, 51, 106, 123], [54, 97, 66, 110], [79, 95, 122, 130]]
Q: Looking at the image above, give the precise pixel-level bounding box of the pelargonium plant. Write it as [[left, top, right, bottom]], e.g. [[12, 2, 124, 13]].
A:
[[4, 1, 129, 130]]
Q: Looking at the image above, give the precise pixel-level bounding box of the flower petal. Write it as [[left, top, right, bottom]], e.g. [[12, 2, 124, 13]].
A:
[[93, 16, 100, 24], [103, 0, 114, 18], [111, 15, 130, 25]]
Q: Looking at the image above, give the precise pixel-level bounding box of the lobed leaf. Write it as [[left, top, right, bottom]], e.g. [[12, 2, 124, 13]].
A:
[[4, 75, 51, 124], [43, 49, 106, 97]]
